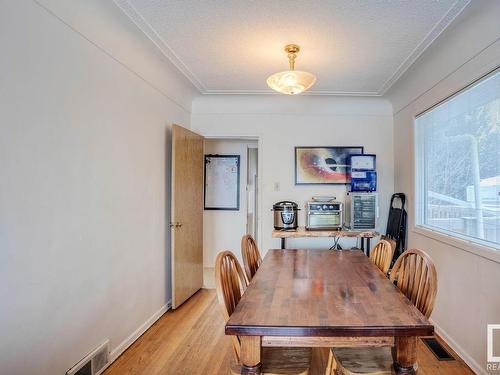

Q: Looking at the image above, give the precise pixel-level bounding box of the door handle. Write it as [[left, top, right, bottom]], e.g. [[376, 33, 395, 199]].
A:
[[176, 223, 183, 228], [169, 222, 183, 228]]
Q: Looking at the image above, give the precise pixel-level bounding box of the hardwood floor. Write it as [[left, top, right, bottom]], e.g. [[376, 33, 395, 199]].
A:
[[104, 289, 474, 375]]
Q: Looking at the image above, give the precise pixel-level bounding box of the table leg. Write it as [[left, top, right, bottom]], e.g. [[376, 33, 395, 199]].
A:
[[360, 238, 365, 253], [366, 238, 371, 256], [281, 238, 286, 250], [394, 336, 417, 374], [240, 336, 262, 374]]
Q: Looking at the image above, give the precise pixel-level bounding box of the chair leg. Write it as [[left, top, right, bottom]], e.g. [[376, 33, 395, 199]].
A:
[[325, 350, 332, 375], [325, 349, 338, 375]]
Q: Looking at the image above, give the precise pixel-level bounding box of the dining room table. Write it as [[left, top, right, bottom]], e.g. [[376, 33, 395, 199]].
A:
[[225, 248, 433, 375]]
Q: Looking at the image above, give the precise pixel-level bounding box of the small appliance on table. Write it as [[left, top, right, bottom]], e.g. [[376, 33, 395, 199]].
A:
[[345, 154, 379, 234], [305, 196, 343, 230], [345, 192, 378, 230], [272, 201, 299, 230]]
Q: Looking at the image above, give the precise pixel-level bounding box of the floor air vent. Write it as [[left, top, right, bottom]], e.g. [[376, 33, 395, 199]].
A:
[[67, 340, 110, 375], [421, 337, 455, 361]]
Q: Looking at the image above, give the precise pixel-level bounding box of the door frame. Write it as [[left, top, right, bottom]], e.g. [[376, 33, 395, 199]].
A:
[[202, 135, 263, 253]]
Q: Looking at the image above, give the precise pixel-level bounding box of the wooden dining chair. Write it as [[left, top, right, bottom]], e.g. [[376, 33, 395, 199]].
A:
[[389, 248, 438, 319], [326, 249, 438, 375], [380, 236, 397, 274], [368, 239, 394, 275], [380, 236, 397, 260], [241, 234, 262, 281], [214, 251, 311, 375]]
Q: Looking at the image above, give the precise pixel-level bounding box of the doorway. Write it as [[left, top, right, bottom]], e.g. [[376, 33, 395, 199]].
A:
[[246, 145, 258, 241], [202, 138, 259, 287]]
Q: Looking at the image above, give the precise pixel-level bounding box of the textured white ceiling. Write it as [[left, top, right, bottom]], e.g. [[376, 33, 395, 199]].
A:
[[115, 0, 470, 95]]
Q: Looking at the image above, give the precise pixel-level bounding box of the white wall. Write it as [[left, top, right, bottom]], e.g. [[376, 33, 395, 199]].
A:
[[0, 1, 196, 374], [192, 96, 394, 255], [385, 1, 500, 373], [203, 139, 257, 286]]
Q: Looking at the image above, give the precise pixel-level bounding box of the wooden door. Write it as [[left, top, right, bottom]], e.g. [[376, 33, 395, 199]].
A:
[[171, 124, 204, 309]]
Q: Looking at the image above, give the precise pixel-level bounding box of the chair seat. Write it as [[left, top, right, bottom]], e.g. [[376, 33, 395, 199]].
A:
[[231, 347, 311, 375], [330, 347, 394, 375]]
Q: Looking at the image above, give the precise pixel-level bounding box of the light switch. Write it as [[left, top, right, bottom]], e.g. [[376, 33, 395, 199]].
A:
[[274, 182, 280, 191]]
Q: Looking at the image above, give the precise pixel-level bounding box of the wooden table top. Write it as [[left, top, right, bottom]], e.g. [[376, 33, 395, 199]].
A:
[[225, 249, 433, 337], [272, 227, 379, 238]]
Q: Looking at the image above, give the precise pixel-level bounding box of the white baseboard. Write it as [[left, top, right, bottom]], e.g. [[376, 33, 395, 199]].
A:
[[431, 318, 485, 375], [102, 300, 172, 371]]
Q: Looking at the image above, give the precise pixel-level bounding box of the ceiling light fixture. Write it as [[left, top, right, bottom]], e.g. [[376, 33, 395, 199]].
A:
[[267, 44, 316, 95]]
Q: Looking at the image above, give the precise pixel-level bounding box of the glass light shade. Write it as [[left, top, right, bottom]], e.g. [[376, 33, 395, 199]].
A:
[[266, 70, 316, 95]]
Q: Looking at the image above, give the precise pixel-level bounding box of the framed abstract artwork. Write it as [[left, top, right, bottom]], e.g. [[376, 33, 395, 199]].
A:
[[295, 146, 364, 185]]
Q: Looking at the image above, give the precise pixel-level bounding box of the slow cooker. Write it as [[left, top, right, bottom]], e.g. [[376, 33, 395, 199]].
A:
[[272, 201, 299, 230]]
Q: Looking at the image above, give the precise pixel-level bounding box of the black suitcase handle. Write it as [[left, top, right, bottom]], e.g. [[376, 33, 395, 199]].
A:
[[390, 193, 406, 209]]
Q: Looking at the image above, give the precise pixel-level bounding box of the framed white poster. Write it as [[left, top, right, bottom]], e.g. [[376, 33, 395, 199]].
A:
[[204, 155, 240, 210]]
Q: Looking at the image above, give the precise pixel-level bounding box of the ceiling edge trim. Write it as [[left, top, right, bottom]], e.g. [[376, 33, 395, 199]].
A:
[[202, 89, 381, 96], [378, 0, 471, 95], [113, 0, 206, 92]]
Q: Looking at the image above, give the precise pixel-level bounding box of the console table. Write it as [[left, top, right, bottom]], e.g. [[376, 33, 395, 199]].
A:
[[272, 227, 379, 255]]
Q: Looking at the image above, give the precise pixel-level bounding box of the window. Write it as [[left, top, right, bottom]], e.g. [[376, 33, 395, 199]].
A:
[[415, 69, 500, 249]]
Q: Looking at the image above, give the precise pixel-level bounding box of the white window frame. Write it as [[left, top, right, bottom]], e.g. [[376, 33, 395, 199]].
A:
[[413, 68, 500, 264]]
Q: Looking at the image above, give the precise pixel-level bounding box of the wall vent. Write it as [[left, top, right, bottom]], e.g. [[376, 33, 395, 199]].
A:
[[421, 337, 455, 361], [67, 340, 110, 375]]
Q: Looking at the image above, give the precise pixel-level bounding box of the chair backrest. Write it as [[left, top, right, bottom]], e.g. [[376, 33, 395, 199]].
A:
[[369, 239, 394, 275], [389, 249, 437, 318], [241, 235, 262, 281], [380, 235, 397, 256], [214, 251, 248, 361], [381, 235, 398, 265]]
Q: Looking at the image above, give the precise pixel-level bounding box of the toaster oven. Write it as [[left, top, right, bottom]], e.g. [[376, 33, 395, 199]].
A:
[[306, 201, 343, 230]]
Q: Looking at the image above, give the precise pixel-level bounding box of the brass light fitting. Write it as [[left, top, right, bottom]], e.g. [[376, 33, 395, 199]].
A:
[[267, 44, 316, 95]]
